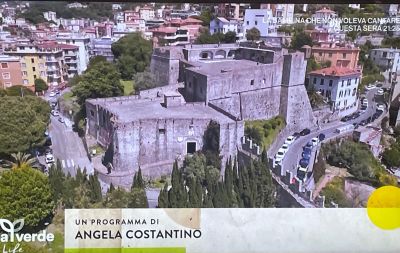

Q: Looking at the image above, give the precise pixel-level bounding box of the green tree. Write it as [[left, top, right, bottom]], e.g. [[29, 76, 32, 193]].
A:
[[88, 173, 103, 203], [103, 187, 131, 208], [0, 167, 54, 229], [112, 33, 153, 80], [48, 161, 66, 203], [133, 71, 158, 91], [6, 152, 37, 170], [290, 31, 313, 50], [72, 61, 123, 106], [0, 96, 50, 155], [223, 31, 237, 43], [246, 27, 261, 41], [382, 147, 400, 169], [34, 78, 48, 93], [129, 168, 148, 208], [5, 85, 35, 96]]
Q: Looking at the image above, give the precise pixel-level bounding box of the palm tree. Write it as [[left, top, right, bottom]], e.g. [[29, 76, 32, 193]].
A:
[[7, 152, 37, 170]]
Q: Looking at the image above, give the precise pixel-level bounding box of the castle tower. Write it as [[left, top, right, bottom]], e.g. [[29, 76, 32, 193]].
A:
[[279, 52, 316, 132]]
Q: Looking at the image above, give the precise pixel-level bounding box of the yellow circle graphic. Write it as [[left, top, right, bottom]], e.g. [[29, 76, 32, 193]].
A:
[[367, 186, 400, 230]]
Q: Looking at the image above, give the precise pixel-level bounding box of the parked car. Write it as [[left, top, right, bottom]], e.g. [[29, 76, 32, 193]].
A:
[[293, 132, 300, 139], [55, 89, 61, 95], [45, 154, 54, 164], [341, 116, 350, 122], [377, 88, 384, 95], [300, 128, 311, 136], [49, 91, 56, 97], [377, 104, 385, 111], [296, 166, 308, 181], [302, 151, 311, 160], [365, 84, 376, 90], [359, 120, 368, 126], [275, 148, 286, 160], [318, 133, 326, 141], [274, 156, 283, 167], [284, 135, 296, 145], [299, 158, 309, 168], [51, 110, 60, 117], [58, 117, 65, 123], [311, 137, 319, 146], [281, 144, 289, 154]]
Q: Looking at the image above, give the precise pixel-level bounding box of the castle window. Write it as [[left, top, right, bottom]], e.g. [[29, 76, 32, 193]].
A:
[[250, 79, 254, 85], [90, 110, 94, 117], [262, 78, 266, 84], [159, 128, 166, 134], [320, 79, 324, 85], [329, 80, 333, 86]]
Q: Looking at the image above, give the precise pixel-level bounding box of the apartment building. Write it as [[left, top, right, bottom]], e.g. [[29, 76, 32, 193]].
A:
[[0, 55, 23, 89], [37, 43, 68, 86], [370, 48, 400, 74], [4, 43, 48, 87], [151, 27, 189, 47], [210, 17, 243, 36], [90, 37, 115, 62], [56, 33, 90, 74], [243, 9, 276, 38], [59, 43, 80, 78], [311, 44, 360, 70]]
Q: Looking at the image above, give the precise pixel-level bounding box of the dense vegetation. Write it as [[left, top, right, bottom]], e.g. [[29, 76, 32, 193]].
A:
[[245, 117, 285, 149], [195, 28, 237, 44], [111, 33, 153, 80], [322, 140, 397, 186], [0, 96, 50, 156], [0, 167, 54, 230], [72, 60, 123, 106], [158, 153, 275, 208], [17, 2, 113, 24], [48, 161, 148, 209]]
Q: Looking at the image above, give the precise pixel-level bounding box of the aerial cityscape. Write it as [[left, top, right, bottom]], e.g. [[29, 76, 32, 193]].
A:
[[0, 1, 400, 250]]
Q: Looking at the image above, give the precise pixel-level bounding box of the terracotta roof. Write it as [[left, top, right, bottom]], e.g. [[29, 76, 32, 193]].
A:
[[316, 8, 335, 13], [309, 66, 360, 77]]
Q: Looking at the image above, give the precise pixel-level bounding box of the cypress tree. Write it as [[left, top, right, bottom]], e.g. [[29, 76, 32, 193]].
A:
[[88, 173, 102, 203], [157, 183, 169, 208], [108, 183, 115, 194]]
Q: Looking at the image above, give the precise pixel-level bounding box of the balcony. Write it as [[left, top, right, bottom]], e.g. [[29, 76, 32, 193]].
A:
[[46, 57, 58, 62]]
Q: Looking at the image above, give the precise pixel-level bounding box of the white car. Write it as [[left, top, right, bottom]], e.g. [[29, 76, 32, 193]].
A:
[[51, 110, 60, 117], [45, 154, 54, 164], [377, 88, 384, 95], [49, 91, 56, 97], [362, 99, 369, 107], [275, 148, 286, 160], [311, 137, 319, 146], [281, 144, 289, 154], [377, 104, 385, 111], [284, 135, 296, 145], [365, 84, 376, 90]]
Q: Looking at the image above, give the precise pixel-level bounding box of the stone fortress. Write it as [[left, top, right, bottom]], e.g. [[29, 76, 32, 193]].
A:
[[86, 43, 316, 187]]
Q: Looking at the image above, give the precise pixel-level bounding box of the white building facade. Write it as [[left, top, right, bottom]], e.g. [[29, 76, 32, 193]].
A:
[[56, 34, 90, 74], [370, 48, 400, 74], [243, 9, 275, 38], [309, 66, 361, 116]]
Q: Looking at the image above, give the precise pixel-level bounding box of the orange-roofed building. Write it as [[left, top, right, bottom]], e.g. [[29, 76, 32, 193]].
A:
[[311, 44, 360, 70], [151, 26, 189, 47], [308, 66, 361, 116]]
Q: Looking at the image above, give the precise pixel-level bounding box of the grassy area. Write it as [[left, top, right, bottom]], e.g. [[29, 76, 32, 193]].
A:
[[148, 175, 170, 189], [245, 116, 286, 150], [62, 91, 74, 101], [89, 144, 105, 157], [121, 80, 135, 96]]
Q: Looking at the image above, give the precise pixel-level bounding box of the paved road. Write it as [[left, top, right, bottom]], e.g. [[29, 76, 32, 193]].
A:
[[278, 87, 384, 186], [49, 116, 93, 176]]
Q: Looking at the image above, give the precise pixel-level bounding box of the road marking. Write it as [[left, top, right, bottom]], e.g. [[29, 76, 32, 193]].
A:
[[61, 160, 66, 168]]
